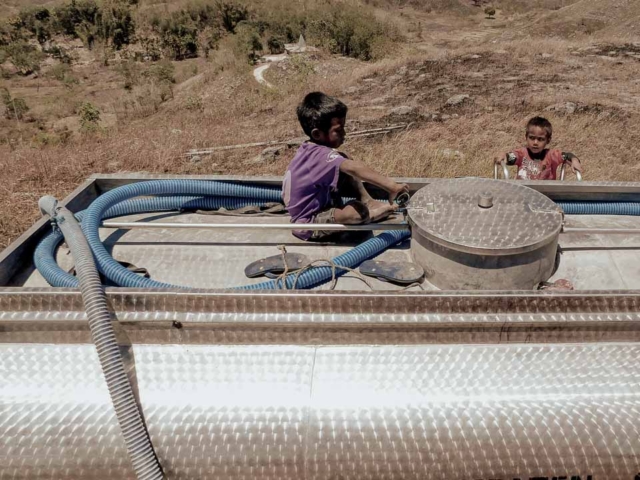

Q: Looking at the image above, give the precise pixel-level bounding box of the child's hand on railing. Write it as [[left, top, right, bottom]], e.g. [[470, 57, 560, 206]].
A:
[[570, 157, 583, 174]]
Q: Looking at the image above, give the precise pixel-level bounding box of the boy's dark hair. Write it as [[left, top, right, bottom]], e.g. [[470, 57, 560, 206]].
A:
[[297, 92, 348, 137], [526, 116, 553, 139]]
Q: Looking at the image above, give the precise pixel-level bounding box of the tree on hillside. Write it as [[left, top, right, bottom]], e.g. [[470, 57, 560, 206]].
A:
[[5, 41, 44, 75], [16, 7, 53, 45], [217, 1, 250, 33], [1, 88, 29, 121], [53, 0, 101, 45], [100, 0, 135, 50], [233, 23, 262, 64], [154, 11, 199, 60]]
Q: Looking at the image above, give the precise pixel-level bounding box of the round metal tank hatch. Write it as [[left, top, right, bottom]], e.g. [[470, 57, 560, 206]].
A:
[[408, 178, 563, 290]]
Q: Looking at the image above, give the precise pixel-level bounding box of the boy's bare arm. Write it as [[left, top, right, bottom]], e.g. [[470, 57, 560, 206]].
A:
[[563, 152, 584, 173], [340, 172, 374, 203], [340, 159, 409, 204]]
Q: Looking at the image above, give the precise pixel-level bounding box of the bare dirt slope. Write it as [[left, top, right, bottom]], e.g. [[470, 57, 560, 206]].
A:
[[528, 0, 640, 39]]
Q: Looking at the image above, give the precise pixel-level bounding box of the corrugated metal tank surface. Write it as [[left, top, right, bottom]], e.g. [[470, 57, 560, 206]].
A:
[[2, 176, 640, 479]]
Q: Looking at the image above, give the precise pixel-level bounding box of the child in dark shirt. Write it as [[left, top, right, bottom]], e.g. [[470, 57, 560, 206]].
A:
[[283, 92, 409, 240], [494, 116, 584, 180]]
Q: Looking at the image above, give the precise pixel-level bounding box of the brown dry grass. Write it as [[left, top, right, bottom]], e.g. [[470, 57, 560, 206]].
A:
[[0, 0, 59, 19], [1, 1, 640, 249]]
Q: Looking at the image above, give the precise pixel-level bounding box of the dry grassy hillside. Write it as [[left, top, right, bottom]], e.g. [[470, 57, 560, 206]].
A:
[[0, 0, 639, 249], [528, 0, 640, 39]]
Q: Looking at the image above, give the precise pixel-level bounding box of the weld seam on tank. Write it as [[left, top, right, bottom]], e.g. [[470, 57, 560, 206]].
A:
[[39, 195, 164, 480]]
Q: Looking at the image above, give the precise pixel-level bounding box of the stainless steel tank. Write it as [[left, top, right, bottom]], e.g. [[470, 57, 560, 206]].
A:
[[408, 178, 563, 290]]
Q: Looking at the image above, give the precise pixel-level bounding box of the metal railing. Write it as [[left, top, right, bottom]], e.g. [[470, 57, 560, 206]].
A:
[[560, 163, 583, 182], [494, 161, 583, 181], [493, 161, 510, 180]]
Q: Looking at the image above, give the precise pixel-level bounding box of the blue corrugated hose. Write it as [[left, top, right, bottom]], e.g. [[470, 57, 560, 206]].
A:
[[36, 180, 636, 289], [555, 201, 640, 216], [35, 181, 410, 289], [35, 195, 265, 288]]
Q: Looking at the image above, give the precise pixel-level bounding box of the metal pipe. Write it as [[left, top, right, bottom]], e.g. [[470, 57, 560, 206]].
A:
[[102, 221, 410, 231], [560, 163, 583, 182], [493, 161, 509, 180], [102, 222, 640, 235]]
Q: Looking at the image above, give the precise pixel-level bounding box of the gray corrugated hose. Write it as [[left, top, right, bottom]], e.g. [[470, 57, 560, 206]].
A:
[[39, 196, 164, 480]]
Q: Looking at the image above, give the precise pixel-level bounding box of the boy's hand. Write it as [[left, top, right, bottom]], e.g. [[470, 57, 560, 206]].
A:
[[570, 158, 583, 174], [388, 182, 410, 205]]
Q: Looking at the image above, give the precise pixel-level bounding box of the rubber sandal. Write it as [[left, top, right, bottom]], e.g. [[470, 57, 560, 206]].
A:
[[244, 253, 308, 278], [359, 260, 424, 285]]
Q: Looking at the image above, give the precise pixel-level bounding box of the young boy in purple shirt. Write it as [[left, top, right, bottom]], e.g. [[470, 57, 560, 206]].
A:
[[283, 92, 409, 240]]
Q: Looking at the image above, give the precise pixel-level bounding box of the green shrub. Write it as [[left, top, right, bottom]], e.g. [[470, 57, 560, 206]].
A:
[[78, 101, 101, 131], [289, 54, 314, 78], [156, 11, 199, 60], [101, 2, 135, 49], [138, 37, 162, 61], [232, 23, 262, 64], [31, 125, 73, 146], [257, 6, 302, 43], [185, 94, 203, 111], [147, 59, 175, 84], [217, 1, 250, 33], [149, 1, 245, 60], [117, 59, 141, 89], [63, 75, 80, 88], [53, 0, 101, 39], [266, 35, 284, 54], [16, 7, 54, 44], [32, 131, 56, 147], [124, 60, 176, 105], [50, 63, 80, 87], [43, 44, 74, 63], [53, 0, 135, 50], [2, 88, 30, 120], [197, 26, 222, 58], [183, 2, 219, 29], [74, 20, 100, 49], [50, 63, 70, 81], [0, 0, 395, 67], [0, 21, 21, 47], [307, 4, 397, 60], [5, 41, 44, 75]]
